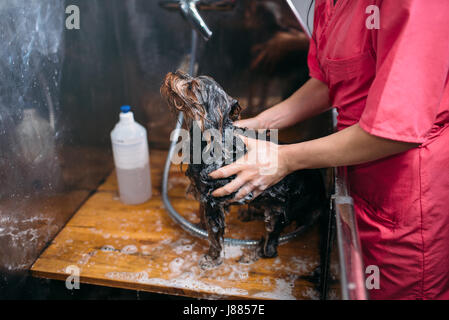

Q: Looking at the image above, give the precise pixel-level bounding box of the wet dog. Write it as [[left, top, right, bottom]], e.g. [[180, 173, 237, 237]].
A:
[[161, 70, 326, 268]]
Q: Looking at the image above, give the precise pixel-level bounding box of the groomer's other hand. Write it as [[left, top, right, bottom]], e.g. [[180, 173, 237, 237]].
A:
[[209, 135, 290, 201], [251, 31, 309, 74]]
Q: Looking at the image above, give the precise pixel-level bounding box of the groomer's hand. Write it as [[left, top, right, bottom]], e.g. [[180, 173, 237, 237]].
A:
[[210, 135, 290, 201], [234, 116, 266, 130]]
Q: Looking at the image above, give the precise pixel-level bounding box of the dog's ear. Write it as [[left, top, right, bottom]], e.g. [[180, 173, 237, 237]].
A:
[[229, 99, 242, 121]]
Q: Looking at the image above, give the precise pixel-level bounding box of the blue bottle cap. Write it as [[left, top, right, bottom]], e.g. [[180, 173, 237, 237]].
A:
[[120, 105, 131, 113]]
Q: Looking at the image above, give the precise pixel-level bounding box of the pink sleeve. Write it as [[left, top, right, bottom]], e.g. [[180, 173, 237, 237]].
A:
[[307, 0, 326, 84], [307, 37, 326, 83], [359, 0, 449, 143]]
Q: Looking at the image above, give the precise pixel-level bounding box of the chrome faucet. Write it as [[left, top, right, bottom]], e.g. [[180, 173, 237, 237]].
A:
[[159, 0, 236, 41], [181, 0, 212, 40]]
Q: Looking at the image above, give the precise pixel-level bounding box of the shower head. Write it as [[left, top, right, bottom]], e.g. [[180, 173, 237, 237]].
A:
[[159, 0, 236, 41], [181, 0, 213, 40]]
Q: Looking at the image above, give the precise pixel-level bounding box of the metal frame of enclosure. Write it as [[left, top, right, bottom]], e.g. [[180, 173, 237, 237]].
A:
[[332, 166, 368, 300]]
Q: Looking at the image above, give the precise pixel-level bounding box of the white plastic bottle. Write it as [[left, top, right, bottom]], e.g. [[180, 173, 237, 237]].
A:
[[111, 105, 152, 204]]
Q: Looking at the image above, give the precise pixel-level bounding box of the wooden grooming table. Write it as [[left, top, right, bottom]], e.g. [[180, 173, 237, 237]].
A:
[[31, 150, 337, 299]]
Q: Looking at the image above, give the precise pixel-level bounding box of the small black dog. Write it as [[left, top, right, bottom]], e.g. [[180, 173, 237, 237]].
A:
[[161, 70, 325, 268]]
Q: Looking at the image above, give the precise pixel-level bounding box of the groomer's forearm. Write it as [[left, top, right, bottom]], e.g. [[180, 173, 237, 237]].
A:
[[282, 124, 419, 171], [257, 78, 331, 129]]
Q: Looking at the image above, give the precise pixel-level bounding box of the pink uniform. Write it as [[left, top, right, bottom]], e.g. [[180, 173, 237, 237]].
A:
[[308, 0, 449, 299]]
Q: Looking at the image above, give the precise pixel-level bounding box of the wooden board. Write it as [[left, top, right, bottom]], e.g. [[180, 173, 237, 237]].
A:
[[31, 150, 339, 299]]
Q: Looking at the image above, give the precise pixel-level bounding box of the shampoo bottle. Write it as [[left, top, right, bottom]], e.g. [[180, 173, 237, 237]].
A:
[[111, 105, 151, 204]]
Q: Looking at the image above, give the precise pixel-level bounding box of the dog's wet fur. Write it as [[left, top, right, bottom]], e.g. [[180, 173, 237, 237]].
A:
[[161, 71, 326, 269]]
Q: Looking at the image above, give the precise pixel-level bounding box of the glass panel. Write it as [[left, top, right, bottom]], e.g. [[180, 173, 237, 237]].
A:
[[0, 0, 330, 298]]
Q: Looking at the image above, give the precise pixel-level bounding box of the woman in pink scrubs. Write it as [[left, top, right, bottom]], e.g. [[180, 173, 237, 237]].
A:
[[210, 0, 449, 299]]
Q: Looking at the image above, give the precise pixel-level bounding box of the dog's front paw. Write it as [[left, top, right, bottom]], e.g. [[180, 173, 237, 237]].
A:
[[262, 245, 278, 258], [259, 237, 279, 259], [199, 254, 222, 269]]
